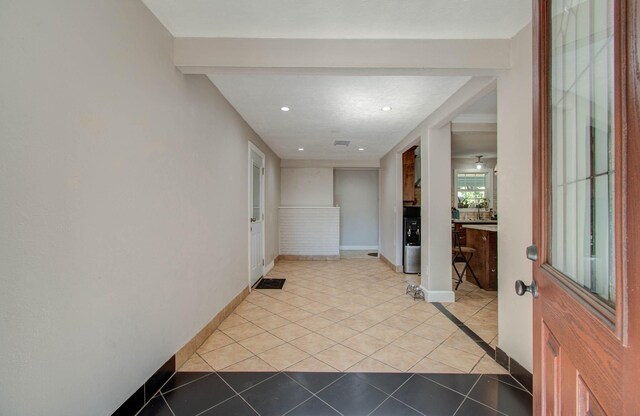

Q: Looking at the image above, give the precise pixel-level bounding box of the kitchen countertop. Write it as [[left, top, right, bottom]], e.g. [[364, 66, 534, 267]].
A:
[[452, 219, 497, 224], [462, 224, 498, 232]]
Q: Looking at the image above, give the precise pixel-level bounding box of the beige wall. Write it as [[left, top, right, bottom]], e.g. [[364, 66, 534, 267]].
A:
[[497, 23, 534, 371], [0, 1, 279, 415], [280, 167, 334, 206], [334, 169, 379, 248], [379, 151, 402, 265]]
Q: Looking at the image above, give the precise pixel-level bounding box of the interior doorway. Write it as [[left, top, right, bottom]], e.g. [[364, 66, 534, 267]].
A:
[[248, 143, 265, 286], [334, 168, 380, 259], [447, 89, 499, 348]]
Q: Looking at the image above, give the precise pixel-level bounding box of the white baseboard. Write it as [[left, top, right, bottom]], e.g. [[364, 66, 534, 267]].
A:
[[421, 286, 455, 303], [264, 260, 275, 275], [339, 245, 379, 250]]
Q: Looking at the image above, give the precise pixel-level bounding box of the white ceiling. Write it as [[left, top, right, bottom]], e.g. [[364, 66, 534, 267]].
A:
[[461, 90, 498, 115], [451, 132, 497, 158], [142, 0, 531, 39], [452, 89, 497, 158], [209, 75, 470, 160]]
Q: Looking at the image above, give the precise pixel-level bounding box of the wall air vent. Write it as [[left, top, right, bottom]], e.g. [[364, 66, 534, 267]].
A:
[[333, 140, 351, 147]]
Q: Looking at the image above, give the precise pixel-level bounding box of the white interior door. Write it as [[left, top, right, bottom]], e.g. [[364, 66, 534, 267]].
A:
[[249, 148, 264, 286]]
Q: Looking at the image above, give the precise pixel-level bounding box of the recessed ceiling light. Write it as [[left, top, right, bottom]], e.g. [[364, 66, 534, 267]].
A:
[[381, 106, 392, 112], [281, 106, 290, 112], [298, 148, 304, 151], [358, 148, 365, 151]]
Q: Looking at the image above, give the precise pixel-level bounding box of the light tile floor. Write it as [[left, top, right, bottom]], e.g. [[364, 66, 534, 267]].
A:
[[181, 258, 506, 374], [446, 266, 499, 348]]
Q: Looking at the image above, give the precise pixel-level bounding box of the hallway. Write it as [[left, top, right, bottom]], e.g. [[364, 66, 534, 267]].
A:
[[183, 259, 504, 374], [137, 258, 532, 415]]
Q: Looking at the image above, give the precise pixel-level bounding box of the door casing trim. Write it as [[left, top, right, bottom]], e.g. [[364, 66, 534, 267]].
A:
[[248, 141, 266, 290]]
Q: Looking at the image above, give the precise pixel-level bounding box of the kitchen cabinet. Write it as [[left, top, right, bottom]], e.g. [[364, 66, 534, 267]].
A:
[[452, 221, 496, 247], [462, 225, 498, 291], [402, 146, 417, 203]]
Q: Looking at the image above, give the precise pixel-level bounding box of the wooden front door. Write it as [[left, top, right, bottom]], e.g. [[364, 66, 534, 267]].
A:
[[530, 0, 639, 414]]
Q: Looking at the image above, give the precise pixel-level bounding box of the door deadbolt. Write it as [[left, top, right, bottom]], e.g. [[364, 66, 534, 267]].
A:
[[526, 245, 538, 262]]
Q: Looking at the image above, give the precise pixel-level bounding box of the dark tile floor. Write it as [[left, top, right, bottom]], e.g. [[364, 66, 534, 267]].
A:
[[138, 371, 532, 416]]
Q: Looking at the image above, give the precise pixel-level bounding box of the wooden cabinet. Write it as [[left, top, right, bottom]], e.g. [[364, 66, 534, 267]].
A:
[[402, 146, 418, 203], [465, 228, 498, 291]]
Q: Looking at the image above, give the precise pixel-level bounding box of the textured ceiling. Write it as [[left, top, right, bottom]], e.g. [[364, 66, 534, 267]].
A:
[[209, 75, 470, 160], [143, 0, 531, 39]]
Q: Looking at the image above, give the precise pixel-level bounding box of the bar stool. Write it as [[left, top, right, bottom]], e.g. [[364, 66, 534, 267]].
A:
[[452, 229, 483, 290]]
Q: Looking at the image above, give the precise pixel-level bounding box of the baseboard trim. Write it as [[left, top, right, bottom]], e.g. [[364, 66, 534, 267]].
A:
[[433, 303, 532, 394], [176, 286, 250, 368], [495, 347, 533, 393], [379, 253, 402, 272], [339, 245, 379, 250], [277, 254, 340, 261], [422, 287, 455, 303], [113, 285, 249, 415], [265, 260, 275, 275], [112, 356, 175, 416]]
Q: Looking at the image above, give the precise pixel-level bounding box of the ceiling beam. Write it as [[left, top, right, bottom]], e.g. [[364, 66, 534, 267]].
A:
[[280, 159, 380, 168], [174, 38, 511, 75], [451, 122, 498, 133]]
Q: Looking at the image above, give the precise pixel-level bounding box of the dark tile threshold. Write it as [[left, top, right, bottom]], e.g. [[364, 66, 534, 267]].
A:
[[112, 356, 175, 416], [433, 302, 533, 394], [136, 371, 531, 416], [433, 303, 496, 356]]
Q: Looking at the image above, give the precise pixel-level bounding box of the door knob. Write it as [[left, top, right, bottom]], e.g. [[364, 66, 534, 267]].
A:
[[250, 218, 257, 223], [515, 280, 538, 298]]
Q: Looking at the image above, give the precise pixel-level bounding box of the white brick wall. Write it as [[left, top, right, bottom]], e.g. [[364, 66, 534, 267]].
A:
[[279, 207, 340, 256]]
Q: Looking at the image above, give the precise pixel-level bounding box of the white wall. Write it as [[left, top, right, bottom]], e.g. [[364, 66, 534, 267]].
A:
[[0, 1, 279, 415], [279, 207, 340, 256], [334, 170, 379, 248], [497, 24, 533, 371], [379, 152, 402, 265], [280, 167, 334, 206], [421, 125, 455, 302]]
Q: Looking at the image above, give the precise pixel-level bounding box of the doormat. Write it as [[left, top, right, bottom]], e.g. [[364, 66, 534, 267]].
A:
[[367, 252, 378, 257], [255, 278, 286, 289]]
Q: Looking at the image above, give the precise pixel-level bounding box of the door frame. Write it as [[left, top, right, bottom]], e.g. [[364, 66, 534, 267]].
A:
[[248, 141, 266, 289], [532, 0, 640, 413]]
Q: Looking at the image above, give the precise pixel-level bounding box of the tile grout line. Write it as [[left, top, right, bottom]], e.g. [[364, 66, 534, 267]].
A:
[[451, 374, 483, 416], [366, 374, 427, 416], [415, 373, 481, 398], [281, 372, 347, 415], [190, 372, 274, 416], [484, 374, 532, 395], [159, 371, 213, 395], [159, 393, 177, 416], [462, 395, 511, 416], [281, 395, 344, 416]]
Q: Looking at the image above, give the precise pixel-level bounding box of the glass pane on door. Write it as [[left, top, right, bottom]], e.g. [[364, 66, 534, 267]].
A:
[[548, 0, 615, 307], [252, 163, 261, 220]]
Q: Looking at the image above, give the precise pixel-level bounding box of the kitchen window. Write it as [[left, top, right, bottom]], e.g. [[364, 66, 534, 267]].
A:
[[454, 169, 493, 210]]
